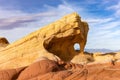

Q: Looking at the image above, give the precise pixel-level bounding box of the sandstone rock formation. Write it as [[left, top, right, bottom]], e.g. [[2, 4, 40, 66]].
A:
[[1, 12, 120, 80], [0, 59, 120, 80], [0, 12, 89, 69], [93, 52, 115, 63], [0, 37, 9, 49]]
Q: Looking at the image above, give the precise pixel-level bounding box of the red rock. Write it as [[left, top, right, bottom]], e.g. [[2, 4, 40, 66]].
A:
[[17, 60, 60, 80], [0, 59, 120, 80], [0, 67, 25, 80]]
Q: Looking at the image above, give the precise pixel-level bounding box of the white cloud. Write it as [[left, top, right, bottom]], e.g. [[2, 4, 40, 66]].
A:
[[0, 1, 78, 30], [0, 1, 76, 43], [0, 11, 57, 29], [84, 18, 113, 24], [86, 16, 120, 50], [0, 0, 120, 50], [87, 23, 120, 50], [99, 21, 120, 30], [107, 2, 120, 10], [0, 27, 38, 43], [106, 2, 120, 17], [0, 7, 27, 19]]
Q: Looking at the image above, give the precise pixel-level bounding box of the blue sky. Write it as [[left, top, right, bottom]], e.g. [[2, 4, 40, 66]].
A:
[[0, 0, 120, 50]]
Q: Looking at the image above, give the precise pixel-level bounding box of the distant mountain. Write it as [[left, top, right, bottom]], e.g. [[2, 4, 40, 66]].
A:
[[85, 49, 119, 53]]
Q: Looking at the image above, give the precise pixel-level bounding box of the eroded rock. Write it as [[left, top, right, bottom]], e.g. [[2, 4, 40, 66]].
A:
[[0, 12, 89, 69], [0, 59, 120, 80], [0, 37, 9, 49]]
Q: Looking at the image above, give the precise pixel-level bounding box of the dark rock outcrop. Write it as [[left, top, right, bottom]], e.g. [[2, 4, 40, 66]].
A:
[[0, 37, 9, 48]]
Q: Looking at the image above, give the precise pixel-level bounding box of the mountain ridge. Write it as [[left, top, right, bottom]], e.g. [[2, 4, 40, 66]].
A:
[[85, 48, 119, 53]]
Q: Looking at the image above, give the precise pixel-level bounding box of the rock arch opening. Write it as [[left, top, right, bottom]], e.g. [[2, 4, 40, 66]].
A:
[[74, 43, 80, 52]]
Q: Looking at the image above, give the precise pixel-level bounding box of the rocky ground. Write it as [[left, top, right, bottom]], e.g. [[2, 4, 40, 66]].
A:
[[0, 59, 120, 80]]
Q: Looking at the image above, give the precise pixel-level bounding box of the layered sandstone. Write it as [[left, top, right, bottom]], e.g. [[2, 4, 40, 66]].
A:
[[0, 13, 89, 69], [92, 52, 120, 64], [0, 12, 120, 80], [0, 59, 120, 80]]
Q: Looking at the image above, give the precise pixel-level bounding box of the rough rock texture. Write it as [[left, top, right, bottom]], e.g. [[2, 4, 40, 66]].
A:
[[0, 12, 89, 69], [0, 59, 120, 80], [0, 37, 9, 49], [1, 12, 120, 80], [93, 52, 120, 63]]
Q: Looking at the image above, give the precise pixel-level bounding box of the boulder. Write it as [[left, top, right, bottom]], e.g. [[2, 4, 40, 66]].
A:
[[0, 37, 9, 49]]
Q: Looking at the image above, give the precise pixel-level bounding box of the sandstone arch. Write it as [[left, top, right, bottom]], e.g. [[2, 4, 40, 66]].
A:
[[0, 12, 89, 69]]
